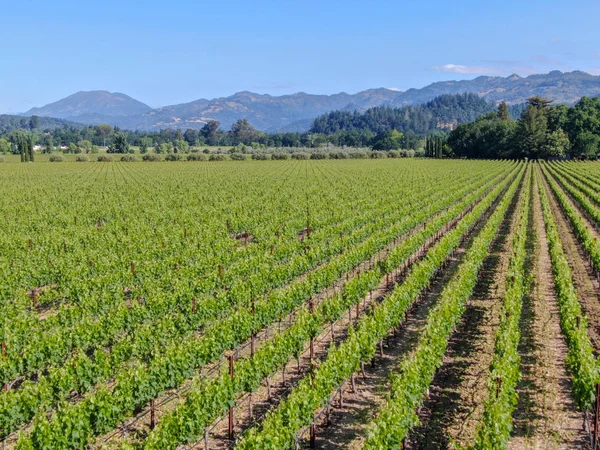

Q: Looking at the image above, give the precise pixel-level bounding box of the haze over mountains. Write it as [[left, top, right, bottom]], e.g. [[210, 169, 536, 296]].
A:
[[21, 71, 600, 132]]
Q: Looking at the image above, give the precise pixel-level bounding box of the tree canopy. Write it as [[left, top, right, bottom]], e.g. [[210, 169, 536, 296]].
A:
[[447, 96, 600, 159]]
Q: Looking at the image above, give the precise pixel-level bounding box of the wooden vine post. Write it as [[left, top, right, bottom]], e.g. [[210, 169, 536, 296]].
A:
[[1, 342, 6, 391], [150, 399, 156, 430], [594, 383, 600, 447], [251, 298, 256, 357], [309, 299, 315, 364], [229, 354, 235, 440]]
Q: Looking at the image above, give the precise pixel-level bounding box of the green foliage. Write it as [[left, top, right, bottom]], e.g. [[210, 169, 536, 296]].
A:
[[143, 164, 518, 450], [107, 133, 130, 154], [142, 153, 161, 162], [237, 165, 522, 449], [231, 119, 262, 144], [17, 132, 34, 162], [77, 140, 93, 153], [174, 140, 189, 153], [4, 160, 515, 448], [165, 153, 182, 161], [473, 165, 531, 448], [186, 153, 206, 161], [537, 163, 599, 408], [0, 137, 11, 154], [364, 167, 523, 448], [139, 137, 152, 154], [448, 96, 600, 159], [291, 152, 310, 160]]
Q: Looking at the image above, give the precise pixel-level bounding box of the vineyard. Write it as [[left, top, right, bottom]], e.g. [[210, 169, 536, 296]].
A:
[[3, 158, 600, 449]]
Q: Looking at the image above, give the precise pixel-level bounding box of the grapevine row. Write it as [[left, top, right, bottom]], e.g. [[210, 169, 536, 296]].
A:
[[361, 163, 523, 449], [13, 166, 518, 448], [141, 165, 506, 449], [536, 165, 598, 410], [234, 164, 524, 449], [471, 164, 532, 449]]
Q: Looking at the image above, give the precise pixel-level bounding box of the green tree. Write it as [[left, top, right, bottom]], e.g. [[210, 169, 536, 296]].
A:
[[174, 140, 189, 153], [183, 129, 199, 146], [17, 132, 34, 162], [78, 140, 93, 153], [41, 134, 53, 153], [515, 97, 552, 158], [107, 133, 130, 153], [0, 138, 10, 154], [543, 129, 570, 157], [67, 142, 81, 154], [201, 120, 220, 146], [140, 137, 152, 154], [572, 131, 600, 159], [372, 129, 402, 150], [498, 102, 510, 122], [231, 119, 261, 144], [28, 115, 40, 130], [155, 142, 171, 154], [95, 124, 113, 147]]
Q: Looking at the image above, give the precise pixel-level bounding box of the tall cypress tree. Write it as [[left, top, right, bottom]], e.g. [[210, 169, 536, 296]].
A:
[[498, 102, 510, 122], [28, 135, 34, 162], [19, 134, 27, 162]]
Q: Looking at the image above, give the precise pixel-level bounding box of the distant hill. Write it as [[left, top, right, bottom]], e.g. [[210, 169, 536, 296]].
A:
[[24, 91, 152, 120], [393, 70, 600, 106], [18, 71, 600, 132]]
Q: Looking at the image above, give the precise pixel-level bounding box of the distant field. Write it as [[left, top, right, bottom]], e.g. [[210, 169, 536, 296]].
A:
[[2, 159, 600, 449]]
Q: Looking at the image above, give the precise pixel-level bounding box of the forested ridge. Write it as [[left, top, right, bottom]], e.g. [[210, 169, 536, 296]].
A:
[[310, 93, 524, 134]]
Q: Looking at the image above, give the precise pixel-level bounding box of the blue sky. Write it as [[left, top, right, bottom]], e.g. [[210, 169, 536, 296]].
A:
[[1, 0, 599, 112]]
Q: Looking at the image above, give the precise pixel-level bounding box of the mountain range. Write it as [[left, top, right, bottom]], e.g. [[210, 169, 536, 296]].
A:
[[21, 70, 600, 132]]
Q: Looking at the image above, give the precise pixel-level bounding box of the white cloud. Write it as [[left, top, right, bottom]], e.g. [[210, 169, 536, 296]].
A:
[[387, 87, 402, 92], [431, 64, 503, 75]]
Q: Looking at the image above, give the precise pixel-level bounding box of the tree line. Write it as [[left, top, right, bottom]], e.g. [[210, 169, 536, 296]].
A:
[[447, 96, 600, 159], [1, 94, 599, 160]]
